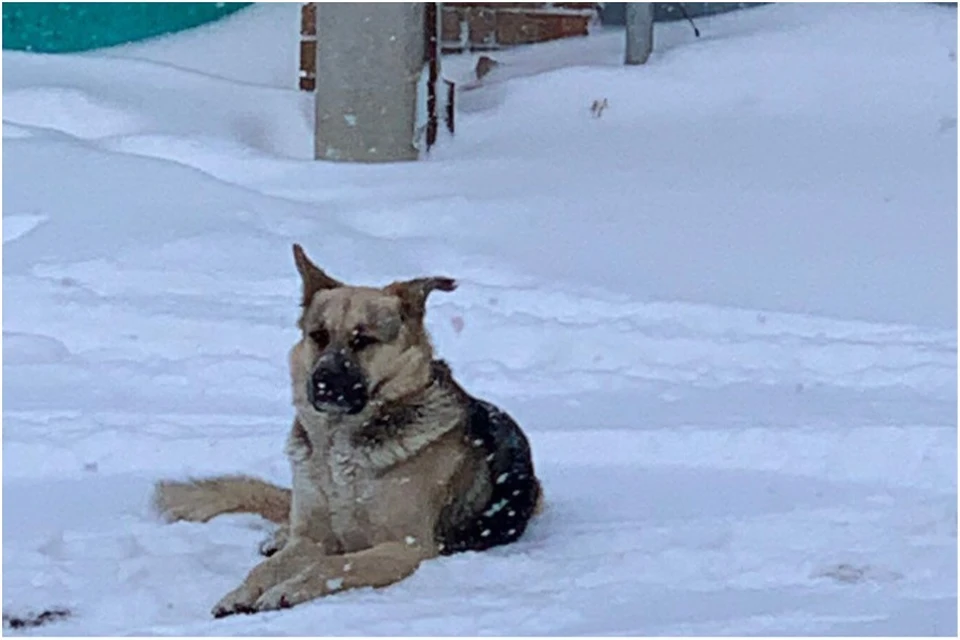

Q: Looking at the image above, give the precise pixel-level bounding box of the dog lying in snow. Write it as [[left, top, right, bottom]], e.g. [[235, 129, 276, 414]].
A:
[[153, 244, 543, 617]]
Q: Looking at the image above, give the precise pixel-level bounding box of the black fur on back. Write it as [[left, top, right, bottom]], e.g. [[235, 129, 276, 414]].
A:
[[436, 394, 540, 555]]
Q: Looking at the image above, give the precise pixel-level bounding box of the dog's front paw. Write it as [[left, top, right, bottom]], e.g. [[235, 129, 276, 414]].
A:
[[252, 583, 299, 613], [251, 567, 333, 613], [211, 538, 326, 618], [211, 584, 262, 618]]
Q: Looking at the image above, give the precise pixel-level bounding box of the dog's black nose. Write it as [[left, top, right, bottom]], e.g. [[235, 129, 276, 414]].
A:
[[308, 350, 368, 415]]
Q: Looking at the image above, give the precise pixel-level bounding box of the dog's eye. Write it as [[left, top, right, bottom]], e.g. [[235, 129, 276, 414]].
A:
[[350, 333, 378, 351], [308, 328, 330, 346]]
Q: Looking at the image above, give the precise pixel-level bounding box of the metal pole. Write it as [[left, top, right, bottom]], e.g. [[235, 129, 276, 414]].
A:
[[315, 3, 426, 162], [624, 3, 654, 65]]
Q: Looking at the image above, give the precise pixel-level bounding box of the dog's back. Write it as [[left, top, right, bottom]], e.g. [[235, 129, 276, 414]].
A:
[[436, 393, 542, 555]]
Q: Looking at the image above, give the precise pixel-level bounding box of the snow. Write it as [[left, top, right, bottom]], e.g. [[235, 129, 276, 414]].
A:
[[2, 2, 957, 635]]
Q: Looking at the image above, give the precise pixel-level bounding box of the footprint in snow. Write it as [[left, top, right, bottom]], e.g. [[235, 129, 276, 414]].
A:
[[812, 562, 903, 585]]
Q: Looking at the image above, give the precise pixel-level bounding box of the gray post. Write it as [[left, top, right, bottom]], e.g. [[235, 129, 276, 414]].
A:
[[624, 3, 654, 65], [315, 3, 426, 162]]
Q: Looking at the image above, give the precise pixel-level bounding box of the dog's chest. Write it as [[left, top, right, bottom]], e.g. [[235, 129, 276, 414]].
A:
[[317, 431, 378, 547], [290, 412, 463, 553]]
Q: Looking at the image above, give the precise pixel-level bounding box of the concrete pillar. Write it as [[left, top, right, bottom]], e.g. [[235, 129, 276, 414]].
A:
[[315, 3, 426, 162], [624, 3, 654, 65]]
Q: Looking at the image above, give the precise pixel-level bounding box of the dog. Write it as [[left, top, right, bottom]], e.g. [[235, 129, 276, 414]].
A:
[[153, 244, 543, 617]]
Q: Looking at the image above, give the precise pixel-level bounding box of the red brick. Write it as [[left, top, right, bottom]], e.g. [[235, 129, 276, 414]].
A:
[[301, 2, 316, 36], [495, 11, 591, 46], [441, 7, 462, 43], [448, 2, 538, 9], [553, 2, 598, 11], [466, 7, 497, 48], [300, 39, 315, 73]]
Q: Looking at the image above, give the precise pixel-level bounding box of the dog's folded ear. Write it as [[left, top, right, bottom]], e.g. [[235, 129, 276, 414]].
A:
[[293, 244, 344, 307], [385, 277, 457, 320]]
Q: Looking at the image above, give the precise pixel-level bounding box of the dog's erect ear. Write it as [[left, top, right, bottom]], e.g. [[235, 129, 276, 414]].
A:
[[385, 277, 457, 320], [293, 244, 343, 307]]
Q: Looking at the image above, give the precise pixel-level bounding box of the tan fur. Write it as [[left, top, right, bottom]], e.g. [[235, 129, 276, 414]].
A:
[[535, 488, 545, 515], [152, 244, 540, 617], [154, 475, 290, 524]]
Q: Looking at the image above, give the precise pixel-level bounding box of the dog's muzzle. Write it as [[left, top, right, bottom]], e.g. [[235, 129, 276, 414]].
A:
[[307, 350, 368, 415]]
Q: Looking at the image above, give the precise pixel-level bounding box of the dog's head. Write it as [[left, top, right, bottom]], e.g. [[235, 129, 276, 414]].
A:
[[289, 244, 456, 417]]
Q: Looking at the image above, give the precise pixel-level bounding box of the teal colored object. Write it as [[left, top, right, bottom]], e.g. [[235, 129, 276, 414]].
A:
[[2, 2, 253, 53]]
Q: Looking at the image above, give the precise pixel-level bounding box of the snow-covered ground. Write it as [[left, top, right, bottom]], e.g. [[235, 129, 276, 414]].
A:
[[3, 2, 957, 635]]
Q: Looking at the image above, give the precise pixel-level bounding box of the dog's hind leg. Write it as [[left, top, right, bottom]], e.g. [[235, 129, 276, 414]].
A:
[[153, 475, 291, 524]]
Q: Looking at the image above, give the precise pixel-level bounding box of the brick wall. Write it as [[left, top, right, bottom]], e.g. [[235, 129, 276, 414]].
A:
[[440, 3, 598, 52], [300, 3, 598, 90]]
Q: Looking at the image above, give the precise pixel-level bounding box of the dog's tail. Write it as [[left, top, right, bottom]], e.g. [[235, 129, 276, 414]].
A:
[[152, 475, 291, 524]]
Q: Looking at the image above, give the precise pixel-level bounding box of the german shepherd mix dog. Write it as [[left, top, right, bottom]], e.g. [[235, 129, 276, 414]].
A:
[[153, 245, 543, 617]]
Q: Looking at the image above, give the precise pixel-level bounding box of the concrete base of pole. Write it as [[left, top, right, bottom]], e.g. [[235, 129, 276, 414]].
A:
[[624, 3, 654, 66], [315, 3, 426, 163]]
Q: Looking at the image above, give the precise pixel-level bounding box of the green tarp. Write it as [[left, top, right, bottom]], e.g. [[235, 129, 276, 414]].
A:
[[2, 2, 252, 53]]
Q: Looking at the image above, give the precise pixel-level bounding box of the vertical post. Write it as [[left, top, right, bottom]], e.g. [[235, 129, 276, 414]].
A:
[[315, 3, 426, 162], [424, 2, 439, 150], [624, 3, 654, 65]]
